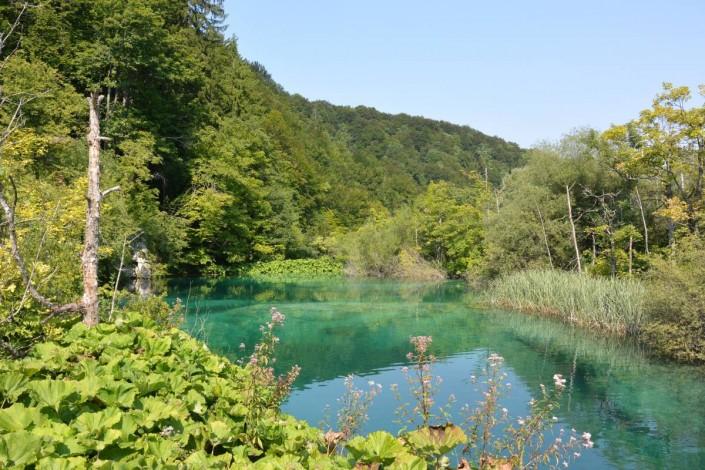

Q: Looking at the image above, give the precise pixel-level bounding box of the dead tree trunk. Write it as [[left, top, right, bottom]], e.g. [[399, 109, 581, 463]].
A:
[[81, 93, 103, 327], [628, 234, 633, 276], [566, 185, 582, 274], [634, 187, 649, 255], [536, 205, 553, 269]]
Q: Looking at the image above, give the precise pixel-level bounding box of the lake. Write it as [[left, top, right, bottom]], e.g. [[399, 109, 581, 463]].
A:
[[168, 278, 705, 469]]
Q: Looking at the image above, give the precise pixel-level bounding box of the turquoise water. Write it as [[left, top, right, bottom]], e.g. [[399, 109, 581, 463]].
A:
[[168, 278, 705, 469]]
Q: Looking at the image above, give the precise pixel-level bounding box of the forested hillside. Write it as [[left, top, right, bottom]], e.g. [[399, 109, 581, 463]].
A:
[[0, 0, 523, 281]]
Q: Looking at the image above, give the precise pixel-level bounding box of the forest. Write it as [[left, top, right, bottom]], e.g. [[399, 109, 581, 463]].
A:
[[1, 1, 704, 468]]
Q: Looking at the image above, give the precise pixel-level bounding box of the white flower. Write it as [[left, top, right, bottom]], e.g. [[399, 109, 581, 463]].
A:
[[581, 432, 594, 448], [553, 374, 567, 389], [488, 353, 504, 365]]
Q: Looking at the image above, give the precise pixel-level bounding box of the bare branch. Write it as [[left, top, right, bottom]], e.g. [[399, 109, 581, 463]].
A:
[[9, 202, 61, 322], [101, 185, 121, 198], [0, 183, 82, 319], [108, 230, 143, 321], [0, 2, 28, 57]]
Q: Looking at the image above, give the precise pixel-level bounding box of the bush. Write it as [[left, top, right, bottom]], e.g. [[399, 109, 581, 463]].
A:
[[641, 237, 705, 363], [488, 269, 646, 334]]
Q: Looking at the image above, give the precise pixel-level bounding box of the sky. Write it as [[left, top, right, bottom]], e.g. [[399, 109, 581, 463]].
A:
[[223, 0, 705, 148]]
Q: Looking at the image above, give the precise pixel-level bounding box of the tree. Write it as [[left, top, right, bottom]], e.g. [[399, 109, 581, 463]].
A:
[[601, 84, 705, 247]]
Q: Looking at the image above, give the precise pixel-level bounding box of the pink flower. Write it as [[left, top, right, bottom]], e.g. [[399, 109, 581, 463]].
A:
[[410, 336, 432, 354], [270, 307, 286, 325]]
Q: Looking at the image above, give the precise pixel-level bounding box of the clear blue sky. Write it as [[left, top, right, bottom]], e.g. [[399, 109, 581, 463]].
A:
[[223, 0, 705, 147]]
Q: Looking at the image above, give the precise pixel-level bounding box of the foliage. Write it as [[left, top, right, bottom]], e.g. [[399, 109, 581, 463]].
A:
[[484, 135, 628, 277], [245, 257, 343, 279], [0, 312, 333, 468], [641, 236, 705, 362], [488, 270, 646, 334], [335, 179, 487, 279], [415, 179, 488, 277]]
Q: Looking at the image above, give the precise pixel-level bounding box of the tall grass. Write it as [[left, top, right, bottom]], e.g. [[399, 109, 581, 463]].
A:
[[488, 269, 646, 335]]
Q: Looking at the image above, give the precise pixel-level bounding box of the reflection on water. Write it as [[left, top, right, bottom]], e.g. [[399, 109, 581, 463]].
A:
[[168, 278, 705, 469]]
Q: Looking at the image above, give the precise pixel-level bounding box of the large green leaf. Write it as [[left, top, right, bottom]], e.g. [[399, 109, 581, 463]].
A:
[[138, 435, 179, 463], [0, 430, 47, 467], [405, 424, 467, 456], [73, 407, 122, 435], [135, 373, 167, 395], [184, 450, 233, 469], [34, 343, 71, 364], [208, 419, 231, 443], [143, 336, 172, 356], [0, 372, 29, 401], [97, 381, 137, 408], [76, 375, 102, 401], [30, 379, 77, 412], [346, 431, 405, 465], [37, 456, 89, 469], [99, 332, 135, 349], [0, 402, 40, 431]]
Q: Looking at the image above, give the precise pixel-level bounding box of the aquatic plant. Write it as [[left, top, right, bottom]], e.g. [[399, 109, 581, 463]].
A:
[[488, 269, 646, 334], [244, 257, 344, 279]]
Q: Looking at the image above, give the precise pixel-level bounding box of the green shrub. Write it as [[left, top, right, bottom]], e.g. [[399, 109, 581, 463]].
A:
[[245, 257, 343, 279], [488, 269, 646, 334], [0, 313, 340, 468], [641, 237, 705, 363]]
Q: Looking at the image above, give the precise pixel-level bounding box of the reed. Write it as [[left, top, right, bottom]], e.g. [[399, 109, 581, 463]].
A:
[[487, 269, 646, 335]]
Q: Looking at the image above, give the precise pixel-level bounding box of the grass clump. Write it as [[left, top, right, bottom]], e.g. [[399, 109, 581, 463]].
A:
[[488, 269, 646, 334]]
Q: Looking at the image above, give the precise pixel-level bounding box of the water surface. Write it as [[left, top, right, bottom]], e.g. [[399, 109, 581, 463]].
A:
[[168, 278, 705, 469]]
